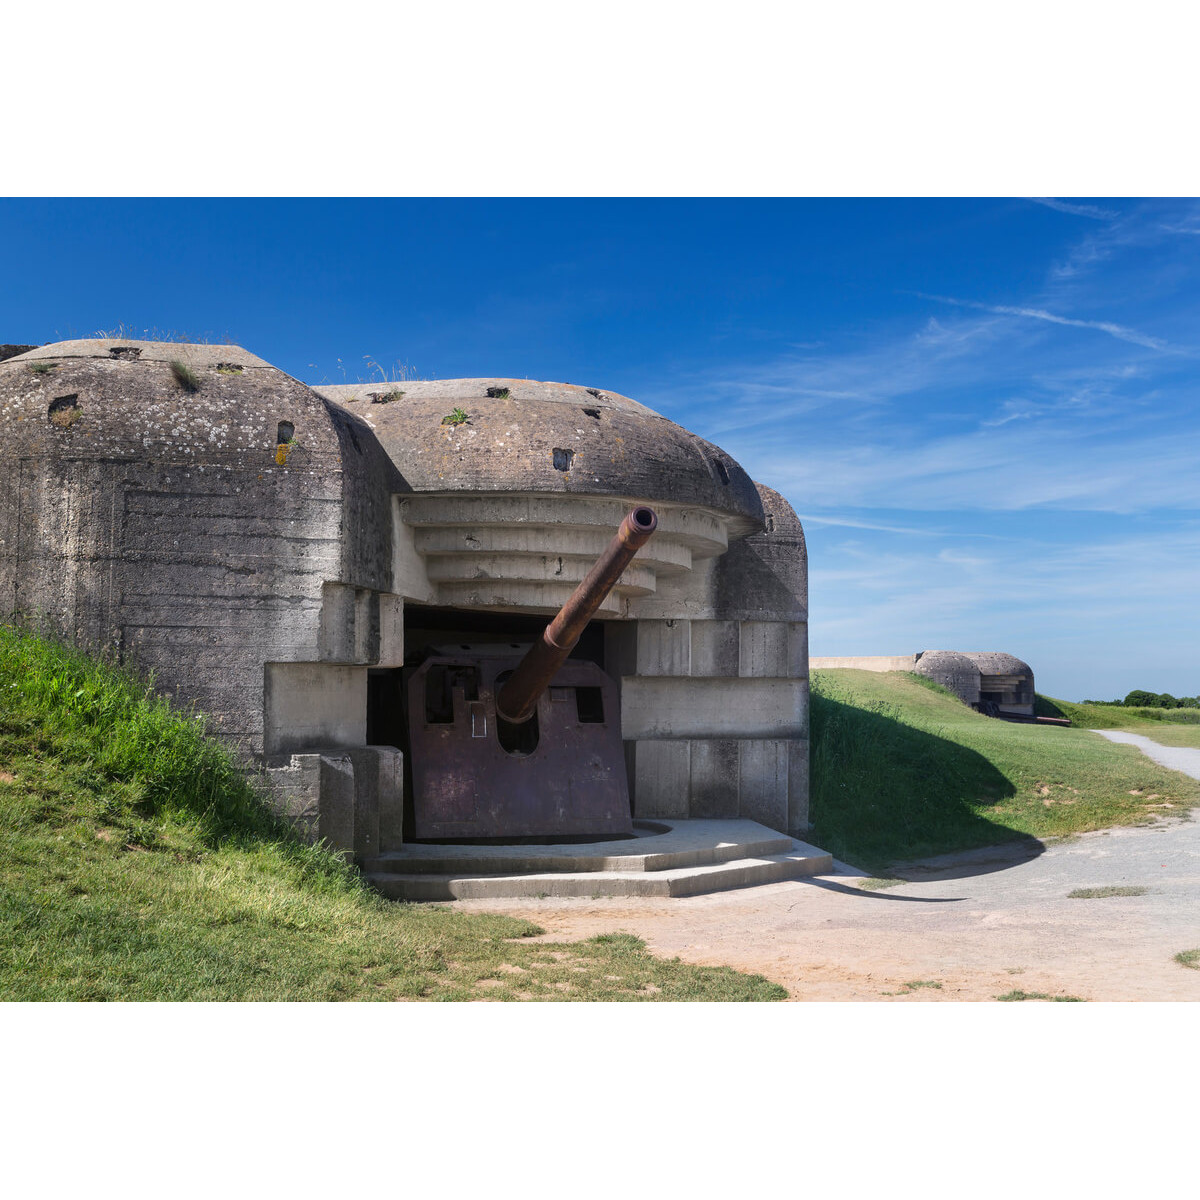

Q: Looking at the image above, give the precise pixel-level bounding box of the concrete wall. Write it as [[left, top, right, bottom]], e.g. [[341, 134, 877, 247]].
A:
[[618, 484, 810, 837]]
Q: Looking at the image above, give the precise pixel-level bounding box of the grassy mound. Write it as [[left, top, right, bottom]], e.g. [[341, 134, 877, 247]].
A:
[[809, 669, 1200, 870], [0, 627, 784, 1001]]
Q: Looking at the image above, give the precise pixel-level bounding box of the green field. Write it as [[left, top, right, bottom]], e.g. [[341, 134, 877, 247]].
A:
[[809, 669, 1200, 869], [0, 627, 784, 1002], [1035, 696, 1200, 748]]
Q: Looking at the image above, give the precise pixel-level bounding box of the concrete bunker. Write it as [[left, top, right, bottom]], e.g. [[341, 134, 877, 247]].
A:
[[810, 650, 1037, 717], [1, 343, 811, 876]]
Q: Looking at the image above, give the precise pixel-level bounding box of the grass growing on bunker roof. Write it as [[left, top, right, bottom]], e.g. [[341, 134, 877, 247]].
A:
[[0, 627, 784, 1002], [169, 360, 201, 393], [809, 669, 1200, 871]]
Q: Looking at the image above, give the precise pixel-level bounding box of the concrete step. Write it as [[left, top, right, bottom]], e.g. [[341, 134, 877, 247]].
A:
[[359, 818, 794, 877], [365, 839, 832, 900]]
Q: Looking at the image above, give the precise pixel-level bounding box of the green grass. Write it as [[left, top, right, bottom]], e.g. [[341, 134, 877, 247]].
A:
[[0, 627, 784, 1002], [1174, 949, 1200, 970], [1042, 695, 1200, 731], [1067, 886, 1149, 899], [809, 670, 1200, 871], [997, 990, 1084, 1002]]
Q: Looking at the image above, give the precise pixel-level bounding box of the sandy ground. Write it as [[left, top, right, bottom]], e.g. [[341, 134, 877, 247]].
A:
[[450, 736, 1200, 1001]]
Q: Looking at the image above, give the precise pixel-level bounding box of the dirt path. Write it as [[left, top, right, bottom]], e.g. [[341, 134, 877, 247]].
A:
[[451, 813, 1200, 1001]]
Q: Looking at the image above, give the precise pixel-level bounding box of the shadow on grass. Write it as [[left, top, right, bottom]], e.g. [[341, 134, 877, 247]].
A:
[[810, 691, 1044, 876]]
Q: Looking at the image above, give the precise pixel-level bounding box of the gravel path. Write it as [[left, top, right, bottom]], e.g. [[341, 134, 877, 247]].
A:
[[454, 732, 1200, 1001], [1091, 728, 1200, 778]]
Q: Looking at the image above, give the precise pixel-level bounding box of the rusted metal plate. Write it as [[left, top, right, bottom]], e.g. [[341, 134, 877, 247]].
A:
[[407, 654, 633, 841]]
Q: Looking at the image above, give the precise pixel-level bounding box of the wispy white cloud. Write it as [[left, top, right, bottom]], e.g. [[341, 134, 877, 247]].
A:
[[1029, 198, 1119, 220], [914, 291, 1168, 351], [797, 513, 1009, 539]]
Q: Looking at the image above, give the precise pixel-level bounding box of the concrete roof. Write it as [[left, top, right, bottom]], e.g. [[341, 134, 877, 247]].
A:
[[959, 651, 1033, 676], [6, 339, 279, 370], [314, 378, 765, 527]]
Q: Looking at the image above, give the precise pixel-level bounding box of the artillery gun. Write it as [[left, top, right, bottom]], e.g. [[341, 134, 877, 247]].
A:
[[404, 507, 658, 840]]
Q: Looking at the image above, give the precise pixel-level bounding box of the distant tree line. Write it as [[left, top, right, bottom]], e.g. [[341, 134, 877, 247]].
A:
[[1081, 691, 1200, 708]]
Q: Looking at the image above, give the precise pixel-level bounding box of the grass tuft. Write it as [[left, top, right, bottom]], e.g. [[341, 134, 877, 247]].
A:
[[28, 362, 57, 375], [169, 360, 201, 393], [1067, 886, 1149, 899], [441, 406, 469, 426], [997, 990, 1085, 1002], [1173, 949, 1200, 970]]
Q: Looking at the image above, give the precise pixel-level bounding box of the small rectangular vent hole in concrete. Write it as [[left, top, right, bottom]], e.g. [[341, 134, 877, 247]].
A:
[[486, 386, 510, 399], [277, 420, 295, 445], [109, 346, 142, 360], [582, 407, 601, 419], [553, 448, 575, 471]]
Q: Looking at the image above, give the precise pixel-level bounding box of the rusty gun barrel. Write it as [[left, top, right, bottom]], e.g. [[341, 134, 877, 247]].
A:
[[495, 506, 658, 724]]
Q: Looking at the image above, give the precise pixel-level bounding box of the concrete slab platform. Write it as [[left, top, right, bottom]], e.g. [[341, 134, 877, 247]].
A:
[[362, 819, 832, 900]]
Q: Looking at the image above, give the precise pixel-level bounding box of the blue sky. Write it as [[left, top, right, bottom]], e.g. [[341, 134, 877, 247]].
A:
[[3, 197, 1197, 701]]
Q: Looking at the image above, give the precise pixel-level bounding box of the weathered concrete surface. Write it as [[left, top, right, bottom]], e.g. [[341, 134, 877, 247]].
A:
[[913, 650, 983, 707], [314, 378, 765, 527], [613, 483, 810, 835], [360, 819, 831, 900], [263, 663, 367, 756], [265, 745, 403, 855], [620, 676, 806, 739]]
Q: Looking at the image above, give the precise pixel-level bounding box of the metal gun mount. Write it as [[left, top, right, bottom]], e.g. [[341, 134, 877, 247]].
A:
[[405, 507, 658, 841]]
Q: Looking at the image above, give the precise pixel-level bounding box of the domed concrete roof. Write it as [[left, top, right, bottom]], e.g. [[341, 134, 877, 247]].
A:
[[959, 651, 1033, 676], [314, 378, 765, 534], [0, 339, 385, 473]]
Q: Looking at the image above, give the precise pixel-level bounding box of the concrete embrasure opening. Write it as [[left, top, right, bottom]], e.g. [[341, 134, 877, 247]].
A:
[[108, 345, 142, 360], [552, 447, 575, 471], [367, 667, 405, 748]]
